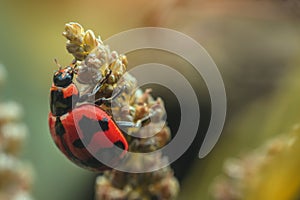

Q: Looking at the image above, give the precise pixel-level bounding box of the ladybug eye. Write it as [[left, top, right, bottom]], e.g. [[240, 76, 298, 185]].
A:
[[53, 71, 73, 87]]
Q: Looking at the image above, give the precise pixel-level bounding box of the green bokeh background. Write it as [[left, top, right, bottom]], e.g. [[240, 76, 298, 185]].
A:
[[0, 1, 151, 199]]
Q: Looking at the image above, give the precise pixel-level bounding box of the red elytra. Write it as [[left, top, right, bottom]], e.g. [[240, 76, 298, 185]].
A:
[[48, 66, 128, 171]]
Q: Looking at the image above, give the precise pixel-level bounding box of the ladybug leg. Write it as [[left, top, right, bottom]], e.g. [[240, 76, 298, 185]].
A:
[[78, 70, 114, 103], [78, 86, 99, 102], [116, 110, 157, 129], [94, 85, 126, 105]]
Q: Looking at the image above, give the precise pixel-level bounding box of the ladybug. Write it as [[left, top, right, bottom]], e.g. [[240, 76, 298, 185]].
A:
[[48, 64, 131, 171]]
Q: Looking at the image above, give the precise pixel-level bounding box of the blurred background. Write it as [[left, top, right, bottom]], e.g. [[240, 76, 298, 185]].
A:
[[1, 0, 300, 199]]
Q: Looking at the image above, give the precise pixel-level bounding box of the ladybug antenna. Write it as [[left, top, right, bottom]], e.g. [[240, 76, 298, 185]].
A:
[[70, 59, 78, 74], [54, 58, 62, 70]]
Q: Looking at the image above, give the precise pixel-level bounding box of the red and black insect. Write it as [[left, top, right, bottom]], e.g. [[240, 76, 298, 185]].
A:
[[48, 63, 136, 171]]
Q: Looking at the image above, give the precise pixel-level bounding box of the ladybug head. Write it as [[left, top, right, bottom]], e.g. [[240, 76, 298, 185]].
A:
[[53, 66, 75, 87]]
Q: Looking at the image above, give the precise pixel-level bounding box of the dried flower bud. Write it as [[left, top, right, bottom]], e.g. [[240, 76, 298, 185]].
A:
[[76, 65, 102, 85], [11, 192, 34, 200], [0, 64, 34, 199], [95, 176, 127, 200], [0, 154, 33, 192], [62, 22, 179, 200], [155, 126, 171, 148], [66, 42, 82, 54], [84, 30, 98, 52], [120, 54, 128, 66], [149, 175, 179, 200], [0, 102, 23, 124], [211, 126, 300, 200], [63, 22, 84, 43], [1, 123, 27, 155]]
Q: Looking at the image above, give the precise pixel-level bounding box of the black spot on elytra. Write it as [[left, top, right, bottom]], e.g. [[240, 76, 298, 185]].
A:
[[99, 118, 109, 132], [55, 117, 65, 136], [72, 139, 85, 148], [56, 121, 83, 166], [77, 115, 109, 147], [114, 141, 125, 150]]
